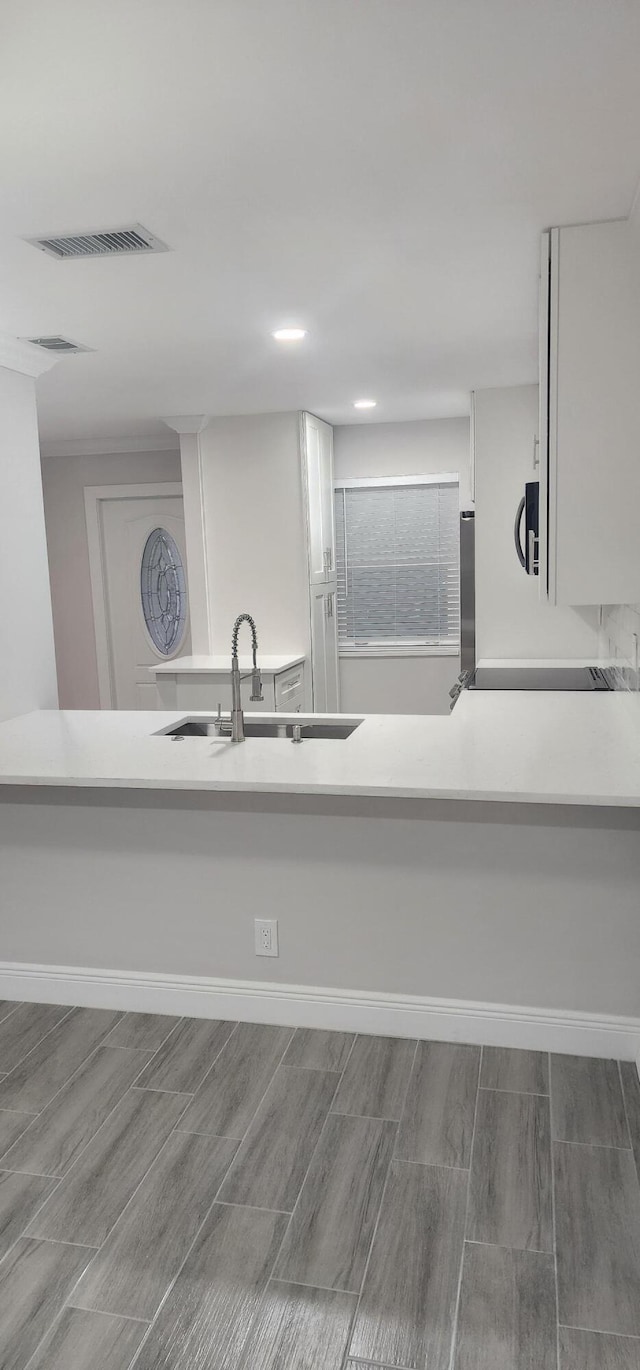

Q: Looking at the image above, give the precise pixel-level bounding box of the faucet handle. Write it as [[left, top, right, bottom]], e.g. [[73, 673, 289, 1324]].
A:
[[214, 703, 232, 737], [250, 668, 264, 702]]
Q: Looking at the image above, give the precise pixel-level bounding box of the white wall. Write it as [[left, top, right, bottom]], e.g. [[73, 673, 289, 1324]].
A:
[[474, 385, 600, 660], [41, 448, 181, 708], [334, 416, 472, 503], [197, 413, 310, 655], [600, 603, 640, 690], [333, 417, 471, 714], [2, 792, 639, 1028], [338, 654, 457, 716], [0, 367, 58, 723]]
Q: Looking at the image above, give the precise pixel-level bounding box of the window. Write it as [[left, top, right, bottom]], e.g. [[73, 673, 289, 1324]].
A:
[[140, 527, 188, 656], [334, 475, 460, 653]]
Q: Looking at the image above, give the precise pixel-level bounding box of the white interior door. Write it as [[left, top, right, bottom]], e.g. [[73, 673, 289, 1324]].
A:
[[98, 493, 190, 708]]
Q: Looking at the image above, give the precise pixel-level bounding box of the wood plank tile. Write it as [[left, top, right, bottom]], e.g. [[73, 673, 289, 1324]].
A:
[[219, 1066, 337, 1211], [0, 1237, 91, 1370], [133, 1202, 288, 1370], [274, 1112, 396, 1292], [178, 1022, 293, 1139], [620, 1061, 640, 1182], [73, 1132, 238, 1320], [106, 1012, 179, 1050], [0, 1002, 71, 1074], [480, 1047, 549, 1095], [555, 1140, 640, 1336], [550, 1054, 630, 1146], [133, 1017, 235, 1094], [238, 1281, 356, 1370], [282, 1028, 355, 1073], [0, 1003, 20, 1026], [559, 1327, 640, 1369], [0, 1008, 123, 1113], [0, 1111, 33, 1156], [332, 1034, 416, 1120], [467, 1090, 553, 1251], [26, 1307, 148, 1370], [453, 1242, 557, 1370], [0, 1170, 57, 1259], [0, 1046, 152, 1177], [27, 1088, 189, 1246], [395, 1041, 480, 1168], [348, 1159, 467, 1370]]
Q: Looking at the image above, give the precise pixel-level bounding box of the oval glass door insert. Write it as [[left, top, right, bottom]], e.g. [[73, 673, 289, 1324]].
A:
[[140, 527, 188, 655]]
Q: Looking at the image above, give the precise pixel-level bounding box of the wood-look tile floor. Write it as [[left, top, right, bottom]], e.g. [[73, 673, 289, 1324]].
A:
[[0, 1004, 638, 1368]]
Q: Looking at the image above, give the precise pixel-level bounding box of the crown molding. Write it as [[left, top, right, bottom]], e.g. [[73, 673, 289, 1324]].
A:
[[162, 414, 210, 435], [40, 435, 180, 458], [0, 334, 60, 378]]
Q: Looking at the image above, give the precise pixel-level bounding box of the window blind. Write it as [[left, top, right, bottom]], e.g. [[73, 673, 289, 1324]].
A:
[[334, 477, 460, 649]]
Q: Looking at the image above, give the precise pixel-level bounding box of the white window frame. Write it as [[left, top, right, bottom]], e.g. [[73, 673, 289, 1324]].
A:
[[333, 472, 461, 659]]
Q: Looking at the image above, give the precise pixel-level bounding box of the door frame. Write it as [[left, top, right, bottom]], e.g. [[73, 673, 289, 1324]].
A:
[[84, 483, 184, 708]]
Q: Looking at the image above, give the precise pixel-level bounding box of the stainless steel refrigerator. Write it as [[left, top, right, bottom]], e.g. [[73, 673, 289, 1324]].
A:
[[449, 510, 475, 709], [459, 510, 475, 672]]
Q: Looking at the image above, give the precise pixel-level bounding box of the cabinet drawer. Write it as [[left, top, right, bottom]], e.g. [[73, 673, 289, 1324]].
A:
[[275, 663, 305, 712]]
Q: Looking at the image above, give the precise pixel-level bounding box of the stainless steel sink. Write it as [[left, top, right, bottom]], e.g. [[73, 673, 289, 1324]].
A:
[[158, 716, 362, 741]]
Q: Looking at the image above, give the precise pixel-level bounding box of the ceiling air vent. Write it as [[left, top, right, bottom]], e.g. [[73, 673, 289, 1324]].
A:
[[25, 336, 93, 354], [24, 223, 169, 260]]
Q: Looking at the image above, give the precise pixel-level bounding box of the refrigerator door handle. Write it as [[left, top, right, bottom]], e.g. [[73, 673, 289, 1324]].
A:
[[514, 495, 527, 568]]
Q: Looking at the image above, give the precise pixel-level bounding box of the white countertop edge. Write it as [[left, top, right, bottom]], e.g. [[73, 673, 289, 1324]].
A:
[[0, 772, 638, 808], [150, 653, 306, 675]]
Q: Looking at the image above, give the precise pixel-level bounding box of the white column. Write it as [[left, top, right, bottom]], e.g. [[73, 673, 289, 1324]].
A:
[[162, 415, 212, 654], [163, 411, 310, 659], [0, 336, 59, 722]]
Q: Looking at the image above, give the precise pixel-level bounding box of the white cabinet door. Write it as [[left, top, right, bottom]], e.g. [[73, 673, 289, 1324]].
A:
[[301, 412, 335, 584], [274, 662, 305, 712], [99, 495, 190, 708], [310, 584, 340, 712], [544, 220, 640, 605], [323, 587, 340, 712]]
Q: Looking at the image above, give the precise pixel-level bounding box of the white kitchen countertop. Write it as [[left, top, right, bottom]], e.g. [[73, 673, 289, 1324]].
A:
[[1, 690, 640, 807], [149, 654, 305, 675]]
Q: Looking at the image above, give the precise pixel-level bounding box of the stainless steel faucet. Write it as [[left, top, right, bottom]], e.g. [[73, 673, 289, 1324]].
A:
[[229, 613, 263, 742]]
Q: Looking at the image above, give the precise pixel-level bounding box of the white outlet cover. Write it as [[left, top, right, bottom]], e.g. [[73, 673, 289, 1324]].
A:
[[254, 917, 279, 957]]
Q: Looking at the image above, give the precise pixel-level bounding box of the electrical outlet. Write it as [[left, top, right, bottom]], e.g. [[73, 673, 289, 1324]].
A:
[[254, 918, 279, 957]]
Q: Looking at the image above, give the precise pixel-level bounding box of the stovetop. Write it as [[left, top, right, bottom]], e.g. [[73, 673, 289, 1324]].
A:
[[468, 665, 613, 691]]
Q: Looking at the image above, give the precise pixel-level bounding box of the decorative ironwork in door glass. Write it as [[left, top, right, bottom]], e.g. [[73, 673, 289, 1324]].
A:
[[140, 527, 187, 655]]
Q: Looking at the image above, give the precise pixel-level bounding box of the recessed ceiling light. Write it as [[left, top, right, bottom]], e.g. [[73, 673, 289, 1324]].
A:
[[353, 398, 377, 409], [272, 327, 307, 342]]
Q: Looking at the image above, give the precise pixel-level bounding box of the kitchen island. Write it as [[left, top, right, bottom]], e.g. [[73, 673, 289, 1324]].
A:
[[1, 692, 639, 1063]]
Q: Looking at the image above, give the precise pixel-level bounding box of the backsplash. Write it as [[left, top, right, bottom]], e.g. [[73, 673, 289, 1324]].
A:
[[600, 604, 640, 690]]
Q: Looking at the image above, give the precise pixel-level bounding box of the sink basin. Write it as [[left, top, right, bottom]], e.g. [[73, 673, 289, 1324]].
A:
[[158, 716, 362, 741]]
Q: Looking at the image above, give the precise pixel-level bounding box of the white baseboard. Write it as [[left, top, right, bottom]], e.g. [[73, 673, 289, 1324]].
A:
[[0, 961, 638, 1062]]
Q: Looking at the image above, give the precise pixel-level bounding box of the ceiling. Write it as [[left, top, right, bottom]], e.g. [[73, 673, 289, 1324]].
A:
[[1, 0, 640, 444]]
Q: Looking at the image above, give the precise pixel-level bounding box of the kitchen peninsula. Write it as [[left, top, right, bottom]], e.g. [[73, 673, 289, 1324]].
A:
[[1, 691, 639, 1065]]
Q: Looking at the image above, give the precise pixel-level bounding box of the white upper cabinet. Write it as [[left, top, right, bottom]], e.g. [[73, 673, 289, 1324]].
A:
[[301, 412, 336, 584], [541, 220, 640, 606]]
